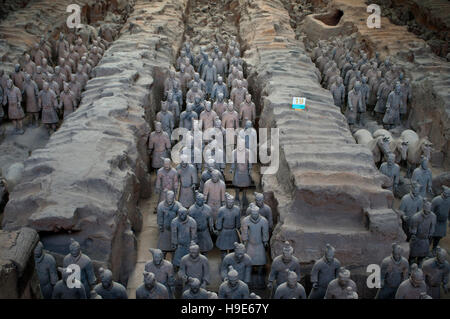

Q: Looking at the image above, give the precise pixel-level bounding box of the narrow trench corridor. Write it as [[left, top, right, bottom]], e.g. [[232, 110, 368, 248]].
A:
[[127, 0, 271, 298]]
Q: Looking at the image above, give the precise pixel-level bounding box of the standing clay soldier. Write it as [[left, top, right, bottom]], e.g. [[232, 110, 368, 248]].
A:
[[395, 264, 427, 299], [400, 77, 411, 123], [179, 103, 198, 131], [330, 77, 345, 111], [216, 193, 241, 258], [182, 277, 210, 299], [156, 102, 174, 138], [220, 242, 252, 285], [374, 78, 391, 121], [52, 267, 87, 299], [213, 92, 227, 118], [274, 270, 307, 299], [203, 169, 226, 221], [246, 192, 274, 233], [39, 82, 59, 133], [218, 266, 250, 299], [136, 271, 169, 299], [214, 54, 228, 85], [383, 82, 403, 129], [221, 102, 239, 129], [178, 242, 210, 288], [22, 74, 40, 127], [12, 64, 25, 91], [23, 54, 36, 77], [4, 79, 25, 134], [34, 242, 58, 299], [53, 67, 67, 91], [376, 243, 409, 299], [145, 248, 175, 298], [239, 93, 256, 126], [422, 247, 449, 299], [33, 66, 46, 91], [230, 81, 247, 113], [176, 155, 198, 208], [379, 153, 400, 193], [231, 140, 252, 205], [211, 76, 228, 101], [346, 81, 362, 130], [411, 156, 432, 199], [359, 76, 369, 124], [94, 268, 128, 299], [324, 267, 357, 299], [188, 192, 215, 255], [399, 182, 423, 241], [409, 200, 436, 266], [309, 244, 341, 299], [63, 239, 97, 296], [148, 122, 171, 170], [268, 241, 301, 294], [59, 83, 78, 119], [164, 70, 179, 96], [202, 59, 217, 98], [157, 190, 182, 258], [171, 208, 197, 268], [242, 205, 269, 288], [199, 101, 217, 130], [199, 159, 223, 192], [56, 33, 69, 61], [431, 186, 450, 252]]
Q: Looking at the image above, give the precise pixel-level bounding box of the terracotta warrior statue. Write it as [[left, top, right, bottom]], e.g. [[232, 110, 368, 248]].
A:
[[375, 243, 409, 299], [395, 263, 427, 299], [171, 208, 197, 269], [199, 101, 217, 130], [23, 54, 36, 76], [180, 103, 198, 131], [136, 271, 169, 299], [156, 101, 174, 138], [93, 268, 128, 299], [309, 243, 341, 299], [239, 93, 256, 127], [203, 169, 226, 222], [157, 190, 182, 257], [221, 101, 239, 129], [218, 266, 250, 299], [220, 242, 252, 285], [201, 59, 217, 98], [431, 186, 450, 253], [211, 76, 228, 101], [34, 242, 58, 299], [39, 82, 59, 134], [409, 200, 436, 266], [399, 182, 423, 241], [22, 73, 40, 127], [188, 191, 215, 256], [199, 158, 224, 192], [231, 139, 252, 205], [216, 193, 241, 259], [182, 277, 210, 299], [59, 82, 78, 119], [214, 51, 228, 81], [379, 152, 400, 193], [346, 80, 362, 131], [213, 92, 227, 118], [411, 156, 432, 199], [176, 154, 198, 208], [241, 204, 269, 289], [12, 64, 25, 92], [324, 267, 357, 299], [274, 270, 307, 299], [330, 77, 345, 111], [52, 267, 86, 299], [3, 79, 25, 134], [62, 239, 97, 296], [155, 157, 178, 205], [383, 81, 403, 129], [422, 247, 449, 299], [268, 241, 301, 294], [246, 192, 274, 233], [230, 80, 247, 113], [178, 242, 210, 290], [145, 248, 175, 298]]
